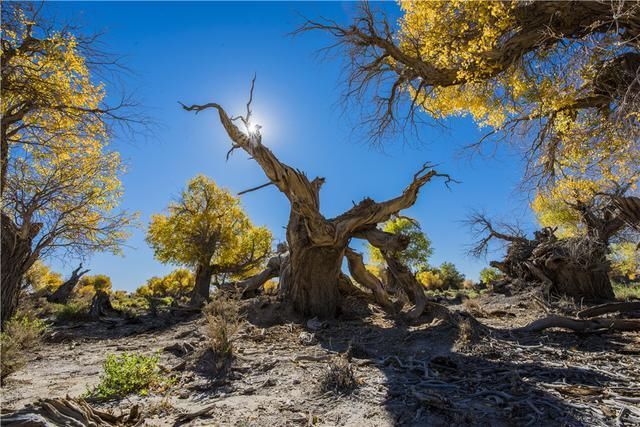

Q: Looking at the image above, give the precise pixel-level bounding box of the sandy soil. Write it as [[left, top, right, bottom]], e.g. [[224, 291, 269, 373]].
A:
[[1, 293, 639, 426]]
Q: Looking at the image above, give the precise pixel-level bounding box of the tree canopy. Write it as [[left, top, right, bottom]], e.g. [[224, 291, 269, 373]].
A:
[[146, 175, 272, 282], [304, 1, 640, 185], [368, 217, 432, 273]]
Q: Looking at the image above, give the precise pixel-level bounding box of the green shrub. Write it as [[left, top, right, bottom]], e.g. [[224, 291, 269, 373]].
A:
[[86, 352, 170, 399], [1, 316, 48, 383], [613, 282, 640, 300], [479, 267, 504, 285], [54, 301, 90, 322]]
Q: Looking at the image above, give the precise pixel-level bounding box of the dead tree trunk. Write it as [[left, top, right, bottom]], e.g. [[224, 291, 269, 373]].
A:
[[190, 264, 214, 307], [47, 263, 90, 304], [88, 290, 118, 319], [1, 213, 40, 329], [471, 213, 626, 301], [182, 80, 449, 318]]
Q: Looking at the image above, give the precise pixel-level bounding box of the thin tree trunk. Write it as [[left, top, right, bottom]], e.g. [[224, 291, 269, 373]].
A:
[[190, 264, 214, 306]]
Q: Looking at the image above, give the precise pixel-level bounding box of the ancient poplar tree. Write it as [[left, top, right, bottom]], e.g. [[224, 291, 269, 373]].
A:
[[1, 4, 135, 327], [182, 79, 452, 318], [146, 175, 273, 305]]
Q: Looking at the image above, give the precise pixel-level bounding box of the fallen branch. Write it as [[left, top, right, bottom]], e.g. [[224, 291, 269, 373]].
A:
[[577, 301, 640, 319], [176, 398, 224, 424], [517, 315, 640, 333]]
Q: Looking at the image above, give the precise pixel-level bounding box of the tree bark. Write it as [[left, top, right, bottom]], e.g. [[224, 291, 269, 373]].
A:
[[237, 251, 288, 297], [1, 213, 39, 329], [190, 263, 214, 307], [544, 259, 615, 301], [286, 245, 344, 319], [345, 248, 395, 312], [47, 263, 89, 304]]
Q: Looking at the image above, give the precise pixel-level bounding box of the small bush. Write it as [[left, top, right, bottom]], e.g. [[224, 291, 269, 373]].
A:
[[204, 295, 241, 359], [86, 352, 169, 399], [462, 279, 475, 290], [54, 301, 90, 322], [479, 267, 504, 285], [319, 356, 358, 395], [1, 316, 48, 383], [613, 282, 640, 300], [417, 270, 444, 290]]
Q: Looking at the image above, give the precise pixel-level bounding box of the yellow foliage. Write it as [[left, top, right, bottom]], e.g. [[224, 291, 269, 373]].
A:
[[2, 4, 134, 258], [609, 242, 640, 280], [135, 269, 194, 300], [396, 1, 639, 180], [23, 261, 63, 294], [263, 280, 279, 295], [416, 270, 444, 290], [76, 275, 113, 298], [146, 175, 272, 281]]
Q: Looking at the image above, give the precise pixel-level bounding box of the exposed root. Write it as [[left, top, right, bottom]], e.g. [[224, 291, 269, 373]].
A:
[[517, 315, 640, 333], [1, 397, 142, 426], [577, 301, 640, 319]]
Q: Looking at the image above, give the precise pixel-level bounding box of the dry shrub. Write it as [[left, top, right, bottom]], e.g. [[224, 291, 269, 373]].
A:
[[462, 279, 475, 290], [204, 294, 241, 359], [145, 396, 175, 417], [1, 316, 47, 384], [462, 299, 485, 318], [319, 356, 358, 395]]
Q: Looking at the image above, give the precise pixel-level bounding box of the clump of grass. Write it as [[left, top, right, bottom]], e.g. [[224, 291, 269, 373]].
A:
[[613, 282, 640, 300], [1, 316, 48, 383], [319, 356, 358, 395], [85, 352, 171, 399], [204, 294, 241, 359], [53, 301, 90, 322]]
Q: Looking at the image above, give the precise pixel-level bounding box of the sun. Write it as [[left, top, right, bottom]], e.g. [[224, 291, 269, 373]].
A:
[[246, 122, 262, 135]]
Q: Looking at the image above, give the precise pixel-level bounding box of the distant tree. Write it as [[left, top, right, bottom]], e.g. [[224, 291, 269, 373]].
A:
[[609, 242, 640, 282], [438, 262, 465, 290], [416, 262, 465, 290], [0, 3, 136, 328], [479, 267, 504, 286], [146, 175, 272, 305], [76, 275, 113, 299], [135, 269, 194, 301], [416, 270, 443, 290], [368, 217, 432, 273]]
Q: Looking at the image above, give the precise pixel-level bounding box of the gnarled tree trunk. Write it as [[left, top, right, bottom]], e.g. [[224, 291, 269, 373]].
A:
[[287, 245, 344, 318], [182, 81, 449, 318], [1, 213, 40, 329], [47, 263, 90, 304]]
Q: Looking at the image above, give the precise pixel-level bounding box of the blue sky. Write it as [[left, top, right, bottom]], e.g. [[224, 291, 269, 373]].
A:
[[45, 1, 537, 291]]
